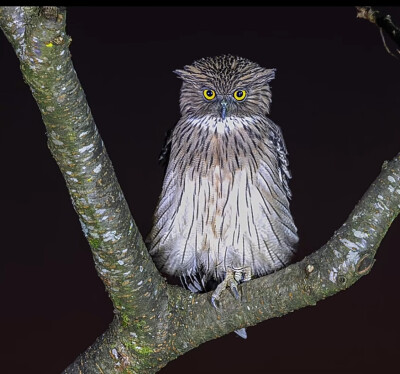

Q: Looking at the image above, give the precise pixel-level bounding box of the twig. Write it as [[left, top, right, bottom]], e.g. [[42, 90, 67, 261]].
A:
[[356, 6, 400, 57]]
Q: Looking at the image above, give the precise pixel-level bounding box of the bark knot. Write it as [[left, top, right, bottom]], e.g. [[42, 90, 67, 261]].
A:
[[356, 255, 375, 275]]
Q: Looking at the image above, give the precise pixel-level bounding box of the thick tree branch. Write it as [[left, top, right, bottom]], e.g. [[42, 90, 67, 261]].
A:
[[1, 6, 399, 374], [1, 6, 170, 371], [356, 6, 400, 56]]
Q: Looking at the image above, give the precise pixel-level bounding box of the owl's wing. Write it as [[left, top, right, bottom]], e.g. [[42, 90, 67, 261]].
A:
[[269, 121, 293, 200], [158, 127, 173, 167]]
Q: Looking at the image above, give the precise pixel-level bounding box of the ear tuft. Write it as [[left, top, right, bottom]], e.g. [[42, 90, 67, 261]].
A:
[[173, 69, 186, 79], [251, 68, 276, 86], [264, 68, 276, 83], [173, 64, 204, 83], [259, 68, 275, 83]]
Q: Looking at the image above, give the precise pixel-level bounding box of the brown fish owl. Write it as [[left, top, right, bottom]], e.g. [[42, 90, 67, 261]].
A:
[[146, 55, 298, 334]]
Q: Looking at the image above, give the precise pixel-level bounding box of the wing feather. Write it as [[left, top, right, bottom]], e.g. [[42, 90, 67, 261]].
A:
[[268, 121, 293, 200]]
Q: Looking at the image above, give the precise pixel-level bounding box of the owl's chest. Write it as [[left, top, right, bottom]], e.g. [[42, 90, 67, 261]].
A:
[[172, 118, 268, 179], [169, 131, 270, 241], [148, 116, 297, 278], [160, 153, 279, 277]]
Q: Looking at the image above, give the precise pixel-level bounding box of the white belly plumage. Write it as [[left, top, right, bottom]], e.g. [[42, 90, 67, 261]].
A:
[[147, 115, 298, 284]]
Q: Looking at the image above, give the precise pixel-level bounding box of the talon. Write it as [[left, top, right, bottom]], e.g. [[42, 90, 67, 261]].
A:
[[211, 295, 219, 309], [230, 282, 240, 300], [210, 266, 253, 307]]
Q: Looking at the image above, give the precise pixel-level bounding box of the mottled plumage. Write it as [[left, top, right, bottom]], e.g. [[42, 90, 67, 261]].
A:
[[147, 55, 298, 308]]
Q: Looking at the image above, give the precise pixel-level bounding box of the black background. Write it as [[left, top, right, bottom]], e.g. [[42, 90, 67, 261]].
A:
[[1, 6, 399, 374]]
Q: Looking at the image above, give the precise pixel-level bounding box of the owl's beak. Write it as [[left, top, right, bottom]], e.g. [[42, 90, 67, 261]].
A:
[[220, 100, 228, 120]]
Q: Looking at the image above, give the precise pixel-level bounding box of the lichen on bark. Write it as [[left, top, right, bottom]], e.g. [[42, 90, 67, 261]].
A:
[[1, 6, 399, 374]]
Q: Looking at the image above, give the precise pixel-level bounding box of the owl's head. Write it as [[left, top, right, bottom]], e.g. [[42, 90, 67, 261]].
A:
[[174, 54, 275, 119]]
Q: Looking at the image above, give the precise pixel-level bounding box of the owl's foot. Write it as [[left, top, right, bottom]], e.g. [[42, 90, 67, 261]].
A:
[[210, 266, 252, 308], [210, 268, 237, 308], [211, 266, 251, 339]]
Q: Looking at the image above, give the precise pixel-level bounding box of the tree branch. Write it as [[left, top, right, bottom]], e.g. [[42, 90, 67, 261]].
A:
[[1, 6, 399, 374], [1, 6, 170, 371], [356, 6, 400, 56]]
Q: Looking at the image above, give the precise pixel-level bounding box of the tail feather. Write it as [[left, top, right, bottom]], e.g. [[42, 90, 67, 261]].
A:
[[235, 328, 247, 339]]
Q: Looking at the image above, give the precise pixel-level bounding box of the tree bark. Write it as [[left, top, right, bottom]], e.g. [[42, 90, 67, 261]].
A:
[[1, 6, 399, 374]]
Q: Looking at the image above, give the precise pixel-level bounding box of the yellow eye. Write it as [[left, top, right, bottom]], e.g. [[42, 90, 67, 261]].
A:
[[203, 89, 216, 100], [233, 90, 247, 101]]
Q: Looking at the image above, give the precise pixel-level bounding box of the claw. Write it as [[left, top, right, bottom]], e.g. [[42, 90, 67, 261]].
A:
[[210, 266, 253, 308], [230, 282, 240, 300], [211, 295, 219, 309], [209, 265, 252, 339]]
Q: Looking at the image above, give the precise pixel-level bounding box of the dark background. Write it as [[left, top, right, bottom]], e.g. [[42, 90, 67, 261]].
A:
[[1, 6, 399, 374]]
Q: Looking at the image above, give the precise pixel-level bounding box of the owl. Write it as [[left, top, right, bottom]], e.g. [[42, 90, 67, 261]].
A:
[[146, 55, 298, 337]]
